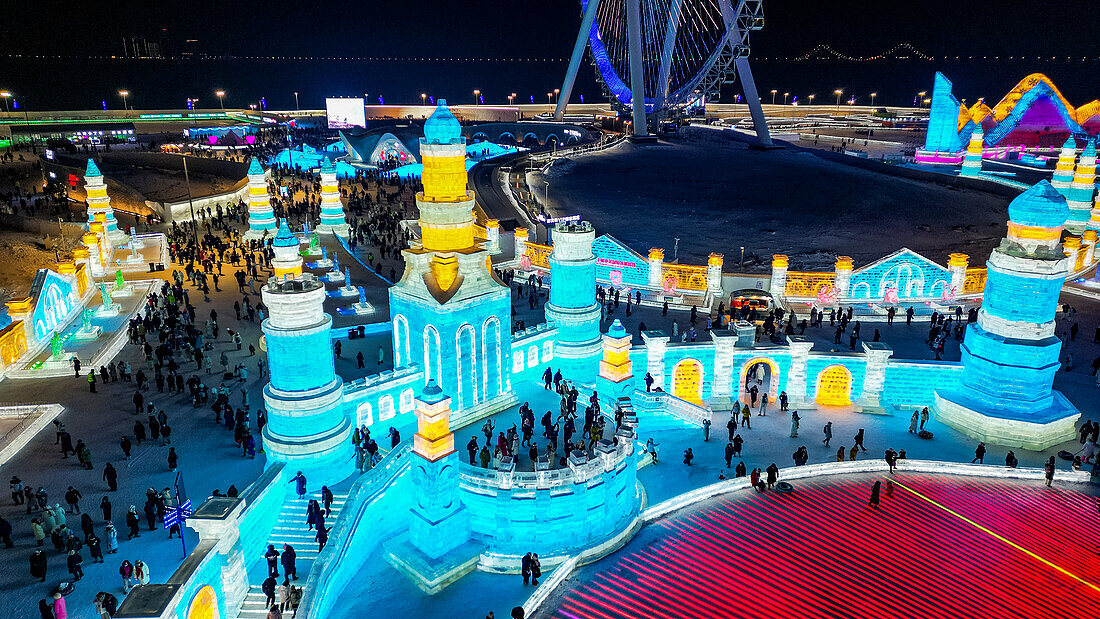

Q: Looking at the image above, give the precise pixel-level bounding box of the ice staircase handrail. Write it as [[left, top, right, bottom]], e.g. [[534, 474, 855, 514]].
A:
[[295, 442, 413, 619]]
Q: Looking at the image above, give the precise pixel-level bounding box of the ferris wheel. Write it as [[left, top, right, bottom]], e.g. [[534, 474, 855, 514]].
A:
[[555, 0, 771, 143]]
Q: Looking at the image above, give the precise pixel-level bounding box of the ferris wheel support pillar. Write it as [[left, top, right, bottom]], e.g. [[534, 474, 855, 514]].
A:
[[733, 56, 773, 146], [555, 0, 602, 122], [626, 0, 650, 137]]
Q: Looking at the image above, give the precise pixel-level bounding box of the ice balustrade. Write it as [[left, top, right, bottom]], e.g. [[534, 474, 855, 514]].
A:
[[458, 423, 637, 492]]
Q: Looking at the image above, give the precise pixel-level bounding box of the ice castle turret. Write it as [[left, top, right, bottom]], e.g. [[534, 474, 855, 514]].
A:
[[244, 157, 276, 240], [958, 126, 984, 178], [1066, 139, 1096, 235], [83, 159, 125, 243], [316, 157, 350, 238], [545, 220, 601, 379], [260, 274, 353, 486], [1050, 137, 1077, 194], [934, 181, 1080, 450], [271, 219, 302, 278], [389, 100, 512, 413], [597, 319, 634, 403]]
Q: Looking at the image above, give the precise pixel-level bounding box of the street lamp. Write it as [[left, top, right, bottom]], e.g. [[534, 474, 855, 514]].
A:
[[739, 246, 745, 271], [834, 89, 843, 109], [546, 92, 552, 105], [473, 89, 480, 105], [508, 93, 516, 105], [215, 90, 226, 110], [870, 92, 877, 107], [554, 88, 560, 102], [770, 89, 777, 105], [918, 91, 927, 109], [293, 91, 299, 111], [783, 92, 789, 105], [421, 93, 427, 106], [0, 91, 11, 113], [808, 94, 815, 106], [118, 90, 130, 110]]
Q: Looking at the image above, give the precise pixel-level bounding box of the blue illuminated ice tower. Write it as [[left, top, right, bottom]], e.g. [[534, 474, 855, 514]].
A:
[[935, 181, 1080, 450], [316, 157, 350, 238], [260, 274, 353, 486], [545, 220, 602, 379], [389, 101, 512, 413], [243, 157, 277, 240]]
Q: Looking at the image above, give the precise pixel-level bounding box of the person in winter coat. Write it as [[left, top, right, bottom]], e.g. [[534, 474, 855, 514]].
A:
[[262, 575, 278, 608], [281, 544, 297, 580], [67, 549, 83, 580], [80, 512, 95, 539], [87, 533, 104, 563], [305, 500, 321, 531], [126, 506, 141, 539], [277, 578, 291, 612], [30, 549, 48, 581], [289, 472, 307, 499], [39, 599, 53, 619], [100, 496, 112, 522], [103, 463, 118, 492], [104, 522, 119, 553], [120, 559, 135, 592], [265, 544, 280, 577], [134, 559, 150, 585], [52, 592, 67, 619], [31, 518, 46, 546], [0, 515, 12, 548]]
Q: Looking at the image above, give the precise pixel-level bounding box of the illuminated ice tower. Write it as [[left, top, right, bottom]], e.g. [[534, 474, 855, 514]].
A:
[[545, 221, 601, 379], [271, 219, 303, 278], [935, 181, 1080, 450], [389, 101, 511, 412], [1050, 137, 1076, 194], [316, 157, 350, 238], [83, 159, 125, 243], [261, 274, 353, 486], [1066, 139, 1096, 235], [244, 157, 277, 240], [958, 126, 983, 178]]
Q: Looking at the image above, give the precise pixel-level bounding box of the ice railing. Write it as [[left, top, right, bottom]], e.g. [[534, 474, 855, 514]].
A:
[[510, 321, 555, 342], [632, 390, 712, 426], [459, 425, 636, 493], [296, 442, 413, 619], [342, 363, 422, 395]]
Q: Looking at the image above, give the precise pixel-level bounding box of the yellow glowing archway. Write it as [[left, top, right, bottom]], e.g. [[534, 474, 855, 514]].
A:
[[815, 365, 853, 407], [186, 585, 220, 619], [739, 357, 780, 405], [672, 359, 704, 405]]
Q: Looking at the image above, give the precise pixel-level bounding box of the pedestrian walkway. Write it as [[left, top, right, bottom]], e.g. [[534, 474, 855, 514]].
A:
[[236, 490, 347, 618]]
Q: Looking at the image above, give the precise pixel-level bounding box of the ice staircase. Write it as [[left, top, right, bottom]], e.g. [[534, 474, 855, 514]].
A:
[[236, 491, 348, 618]]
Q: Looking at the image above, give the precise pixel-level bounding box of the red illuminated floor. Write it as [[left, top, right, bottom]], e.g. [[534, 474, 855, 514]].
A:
[[549, 474, 1100, 619]]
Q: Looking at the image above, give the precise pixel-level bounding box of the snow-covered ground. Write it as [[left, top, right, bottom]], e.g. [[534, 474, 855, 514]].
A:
[[536, 127, 1012, 270]]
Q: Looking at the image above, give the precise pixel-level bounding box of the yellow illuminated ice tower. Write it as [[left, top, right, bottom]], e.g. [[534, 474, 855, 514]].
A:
[[244, 157, 276, 240], [598, 319, 635, 402], [385, 380, 477, 594], [83, 159, 126, 243], [389, 100, 512, 413]]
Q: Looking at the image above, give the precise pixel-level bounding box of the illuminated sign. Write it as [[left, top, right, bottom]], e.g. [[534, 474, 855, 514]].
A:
[[326, 98, 366, 129]]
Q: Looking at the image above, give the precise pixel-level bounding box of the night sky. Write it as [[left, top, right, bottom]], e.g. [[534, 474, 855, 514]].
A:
[[0, 1, 1096, 109]]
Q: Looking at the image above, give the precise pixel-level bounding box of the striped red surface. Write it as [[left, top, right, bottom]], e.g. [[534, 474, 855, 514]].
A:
[[551, 474, 1100, 619]]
